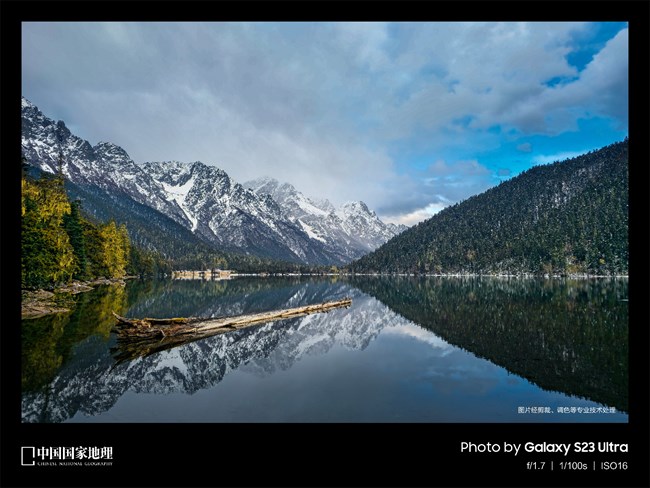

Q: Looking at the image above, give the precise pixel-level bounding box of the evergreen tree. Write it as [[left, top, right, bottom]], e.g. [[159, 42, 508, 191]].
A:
[[62, 200, 88, 279], [98, 220, 129, 278], [117, 223, 131, 276], [21, 174, 76, 288], [82, 219, 105, 278]]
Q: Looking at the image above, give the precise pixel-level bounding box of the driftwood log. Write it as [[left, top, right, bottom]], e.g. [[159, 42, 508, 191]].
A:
[[110, 298, 352, 363]]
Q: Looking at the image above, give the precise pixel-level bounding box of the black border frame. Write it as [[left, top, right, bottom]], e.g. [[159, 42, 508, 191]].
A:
[[2, 2, 648, 487]]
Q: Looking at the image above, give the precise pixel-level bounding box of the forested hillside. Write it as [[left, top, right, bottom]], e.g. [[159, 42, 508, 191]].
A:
[[22, 171, 133, 289], [348, 140, 628, 276]]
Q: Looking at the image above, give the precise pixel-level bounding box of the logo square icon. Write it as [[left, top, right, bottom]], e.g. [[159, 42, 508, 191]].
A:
[[21, 447, 35, 466]]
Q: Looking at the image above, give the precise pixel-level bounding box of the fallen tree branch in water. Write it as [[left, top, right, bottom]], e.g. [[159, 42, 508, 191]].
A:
[[110, 298, 352, 363]]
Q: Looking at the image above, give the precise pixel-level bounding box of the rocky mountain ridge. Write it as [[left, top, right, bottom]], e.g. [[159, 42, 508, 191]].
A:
[[21, 97, 404, 265]]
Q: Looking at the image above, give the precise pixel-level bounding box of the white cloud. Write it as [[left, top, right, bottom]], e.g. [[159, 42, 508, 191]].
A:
[[382, 202, 448, 227], [544, 27, 628, 127], [487, 27, 628, 135]]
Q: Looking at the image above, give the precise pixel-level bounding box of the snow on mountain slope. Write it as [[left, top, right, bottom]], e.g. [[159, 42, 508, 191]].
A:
[[244, 177, 407, 261], [21, 97, 403, 265], [21, 98, 192, 227], [143, 161, 338, 263]]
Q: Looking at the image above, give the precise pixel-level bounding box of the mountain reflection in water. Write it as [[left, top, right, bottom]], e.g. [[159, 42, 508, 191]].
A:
[[21, 276, 627, 423]]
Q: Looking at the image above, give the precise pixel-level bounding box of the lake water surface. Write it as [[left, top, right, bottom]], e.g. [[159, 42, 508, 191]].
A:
[[21, 276, 628, 423]]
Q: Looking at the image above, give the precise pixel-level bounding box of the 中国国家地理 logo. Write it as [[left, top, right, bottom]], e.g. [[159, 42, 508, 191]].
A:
[[21, 446, 113, 467]]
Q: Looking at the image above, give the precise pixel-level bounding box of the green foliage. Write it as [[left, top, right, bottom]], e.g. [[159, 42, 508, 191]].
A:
[[98, 221, 130, 278], [21, 175, 76, 288], [21, 311, 68, 392], [23, 172, 137, 287], [81, 219, 104, 278], [62, 200, 88, 279], [127, 246, 173, 277], [348, 140, 628, 276], [22, 283, 129, 394]]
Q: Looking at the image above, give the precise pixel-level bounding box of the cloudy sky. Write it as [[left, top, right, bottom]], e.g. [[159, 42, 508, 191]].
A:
[[22, 22, 628, 226]]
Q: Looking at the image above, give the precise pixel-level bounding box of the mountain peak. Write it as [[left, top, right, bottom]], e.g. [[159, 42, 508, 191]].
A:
[[95, 141, 121, 149], [243, 176, 283, 195], [204, 161, 226, 173], [21, 96, 35, 109], [341, 201, 372, 215], [190, 160, 207, 169], [94, 141, 132, 161]]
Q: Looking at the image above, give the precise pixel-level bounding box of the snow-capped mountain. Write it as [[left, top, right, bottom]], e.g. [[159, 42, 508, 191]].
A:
[[21, 97, 403, 265], [244, 177, 407, 262], [142, 160, 336, 263], [21, 98, 193, 227]]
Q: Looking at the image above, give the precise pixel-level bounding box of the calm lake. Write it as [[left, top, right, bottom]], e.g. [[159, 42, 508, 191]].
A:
[[21, 276, 628, 423]]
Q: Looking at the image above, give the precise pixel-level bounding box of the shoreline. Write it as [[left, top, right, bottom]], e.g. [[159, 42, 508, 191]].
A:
[[21, 277, 131, 319], [21, 272, 628, 319]]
